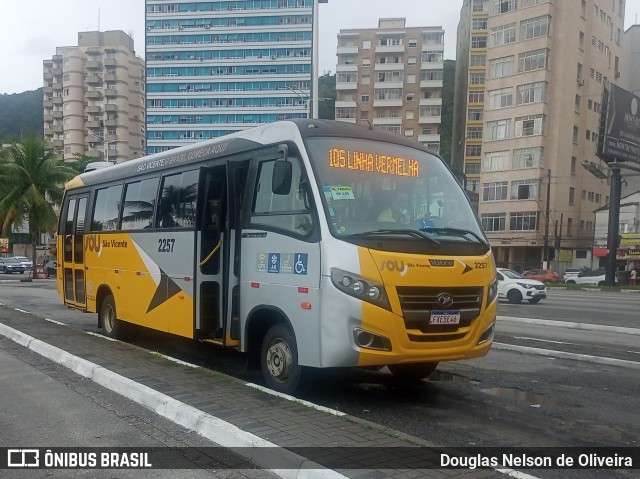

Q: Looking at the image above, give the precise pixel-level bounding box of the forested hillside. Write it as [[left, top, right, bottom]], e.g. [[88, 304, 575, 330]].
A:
[[0, 89, 43, 142]]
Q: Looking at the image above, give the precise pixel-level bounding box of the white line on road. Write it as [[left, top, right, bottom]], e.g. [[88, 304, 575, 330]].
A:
[[44, 318, 66, 326], [492, 342, 640, 369], [497, 315, 640, 335]]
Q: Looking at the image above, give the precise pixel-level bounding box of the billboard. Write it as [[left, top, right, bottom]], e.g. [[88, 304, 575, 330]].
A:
[[596, 84, 640, 165], [0, 238, 8, 253]]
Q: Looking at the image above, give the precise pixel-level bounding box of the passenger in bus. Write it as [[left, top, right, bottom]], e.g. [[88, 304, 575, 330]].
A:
[[377, 191, 411, 224]]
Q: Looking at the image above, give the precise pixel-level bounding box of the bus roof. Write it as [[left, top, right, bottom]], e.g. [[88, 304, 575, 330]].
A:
[[65, 119, 436, 191]]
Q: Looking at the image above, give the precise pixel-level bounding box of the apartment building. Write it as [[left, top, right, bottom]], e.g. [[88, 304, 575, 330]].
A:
[[454, 0, 625, 271], [43, 30, 146, 163], [335, 18, 444, 153], [145, 0, 318, 154]]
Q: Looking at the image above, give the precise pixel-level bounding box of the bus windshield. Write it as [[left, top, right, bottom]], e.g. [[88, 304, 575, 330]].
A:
[[307, 137, 486, 245]]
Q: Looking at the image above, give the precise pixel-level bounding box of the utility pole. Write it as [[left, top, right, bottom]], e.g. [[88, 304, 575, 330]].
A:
[[605, 164, 622, 285], [543, 169, 551, 268]]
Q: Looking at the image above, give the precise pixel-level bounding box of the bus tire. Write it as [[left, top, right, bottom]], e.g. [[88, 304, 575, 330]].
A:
[[261, 324, 312, 395], [388, 362, 439, 381], [100, 295, 122, 339]]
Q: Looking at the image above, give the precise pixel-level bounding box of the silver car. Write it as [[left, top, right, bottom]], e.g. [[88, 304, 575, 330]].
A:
[[0, 257, 26, 274]]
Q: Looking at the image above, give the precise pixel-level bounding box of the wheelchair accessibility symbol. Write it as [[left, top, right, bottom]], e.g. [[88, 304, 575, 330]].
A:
[[294, 253, 308, 275]]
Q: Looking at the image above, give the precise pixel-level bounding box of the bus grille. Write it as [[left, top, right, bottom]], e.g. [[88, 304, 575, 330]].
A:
[[396, 286, 483, 338]]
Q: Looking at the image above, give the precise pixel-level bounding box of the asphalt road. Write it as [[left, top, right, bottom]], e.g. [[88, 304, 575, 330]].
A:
[[1, 280, 639, 479]]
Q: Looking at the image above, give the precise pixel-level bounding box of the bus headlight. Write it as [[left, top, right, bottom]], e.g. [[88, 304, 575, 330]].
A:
[[331, 268, 391, 311], [487, 276, 498, 306]]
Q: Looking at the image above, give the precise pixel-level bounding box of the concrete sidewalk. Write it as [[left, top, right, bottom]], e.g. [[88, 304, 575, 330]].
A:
[[0, 304, 509, 479]]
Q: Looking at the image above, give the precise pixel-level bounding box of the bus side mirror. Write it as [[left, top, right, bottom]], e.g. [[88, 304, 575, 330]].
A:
[[272, 144, 292, 195]]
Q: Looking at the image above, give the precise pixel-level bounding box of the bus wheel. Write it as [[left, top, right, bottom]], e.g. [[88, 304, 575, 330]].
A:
[[388, 362, 439, 381], [261, 324, 312, 395], [100, 295, 121, 339]]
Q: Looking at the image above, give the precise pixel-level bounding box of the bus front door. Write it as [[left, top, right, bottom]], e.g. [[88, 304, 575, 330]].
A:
[[62, 195, 88, 309], [195, 162, 248, 345]]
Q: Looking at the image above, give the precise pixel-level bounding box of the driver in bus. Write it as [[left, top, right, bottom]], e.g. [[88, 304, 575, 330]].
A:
[[377, 191, 411, 224]]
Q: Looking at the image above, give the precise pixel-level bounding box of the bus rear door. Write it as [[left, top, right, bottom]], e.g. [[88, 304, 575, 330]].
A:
[[61, 194, 89, 309]]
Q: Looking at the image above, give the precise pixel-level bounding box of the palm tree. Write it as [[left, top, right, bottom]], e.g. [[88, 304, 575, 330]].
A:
[[0, 133, 77, 278]]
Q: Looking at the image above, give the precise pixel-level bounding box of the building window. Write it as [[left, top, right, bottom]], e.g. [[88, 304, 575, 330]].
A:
[[515, 114, 543, 137], [467, 127, 483, 139], [491, 23, 517, 46], [488, 87, 513, 109], [482, 213, 506, 231], [471, 35, 487, 48], [487, 119, 510, 140], [571, 156, 577, 174], [466, 145, 482, 156], [361, 94, 369, 103], [511, 179, 539, 200], [483, 182, 508, 201], [493, 0, 518, 15], [408, 39, 417, 48], [520, 15, 550, 40], [470, 54, 486, 66], [516, 81, 546, 105], [465, 162, 481, 174], [513, 147, 542, 169], [569, 187, 575, 205], [470, 72, 485, 85], [518, 49, 548, 72], [489, 56, 514, 78], [510, 211, 538, 231], [406, 110, 414, 120], [468, 109, 483, 121], [484, 150, 509, 171], [362, 40, 371, 49]]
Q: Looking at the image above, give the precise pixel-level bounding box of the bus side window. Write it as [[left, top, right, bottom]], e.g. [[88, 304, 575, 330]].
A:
[[250, 158, 313, 236]]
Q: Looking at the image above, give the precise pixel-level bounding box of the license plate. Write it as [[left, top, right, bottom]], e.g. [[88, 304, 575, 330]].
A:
[[429, 310, 460, 325]]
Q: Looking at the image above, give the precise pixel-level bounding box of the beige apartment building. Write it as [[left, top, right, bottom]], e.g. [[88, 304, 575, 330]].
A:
[[43, 31, 145, 163], [335, 18, 444, 152], [454, 0, 625, 271]]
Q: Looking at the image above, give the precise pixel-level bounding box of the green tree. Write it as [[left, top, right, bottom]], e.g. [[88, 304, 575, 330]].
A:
[[0, 133, 76, 278], [317, 73, 336, 120]]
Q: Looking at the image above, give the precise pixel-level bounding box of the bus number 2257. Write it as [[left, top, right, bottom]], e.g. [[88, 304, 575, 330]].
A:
[[158, 238, 176, 253]]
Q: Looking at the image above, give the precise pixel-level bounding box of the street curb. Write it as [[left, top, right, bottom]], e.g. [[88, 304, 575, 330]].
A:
[[497, 315, 640, 335], [0, 321, 347, 479]]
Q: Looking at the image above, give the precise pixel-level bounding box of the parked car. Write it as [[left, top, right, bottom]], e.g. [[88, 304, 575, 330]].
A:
[[0, 257, 26, 274], [12, 256, 33, 269], [562, 268, 581, 283], [496, 267, 547, 304], [522, 268, 561, 283], [565, 269, 609, 286], [45, 260, 57, 277]]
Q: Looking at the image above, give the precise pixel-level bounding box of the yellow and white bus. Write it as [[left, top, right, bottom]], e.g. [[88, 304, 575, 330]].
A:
[[57, 119, 497, 394]]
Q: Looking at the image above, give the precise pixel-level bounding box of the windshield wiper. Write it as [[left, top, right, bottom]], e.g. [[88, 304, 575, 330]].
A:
[[348, 229, 440, 246], [418, 227, 488, 247]]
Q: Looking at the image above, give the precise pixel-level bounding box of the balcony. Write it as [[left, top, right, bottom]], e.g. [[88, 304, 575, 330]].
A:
[[419, 115, 442, 124], [105, 88, 118, 97], [373, 117, 402, 126], [43, 100, 53, 108], [43, 86, 53, 94], [105, 118, 118, 128], [44, 128, 54, 136], [419, 98, 443, 107], [86, 105, 102, 114], [86, 61, 102, 70], [374, 81, 404, 89], [420, 79, 443, 89], [51, 140, 64, 148], [337, 46, 359, 55], [104, 104, 118, 112], [52, 97, 63, 105], [105, 74, 118, 83], [44, 114, 53, 122], [335, 100, 357, 108], [86, 90, 103, 100], [336, 81, 358, 90], [86, 75, 102, 84], [52, 111, 63, 120], [419, 134, 440, 143], [375, 45, 406, 55], [373, 99, 403, 108], [53, 125, 64, 134], [374, 63, 405, 71], [104, 58, 118, 67], [86, 121, 102, 129]]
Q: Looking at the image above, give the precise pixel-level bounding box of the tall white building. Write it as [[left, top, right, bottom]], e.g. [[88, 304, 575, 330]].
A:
[[43, 30, 146, 163], [145, 0, 318, 154], [334, 18, 445, 153]]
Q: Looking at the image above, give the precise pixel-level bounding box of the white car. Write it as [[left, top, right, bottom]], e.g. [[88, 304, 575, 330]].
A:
[[565, 269, 608, 286], [496, 268, 547, 304], [12, 256, 33, 269], [562, 268, 581, 283]]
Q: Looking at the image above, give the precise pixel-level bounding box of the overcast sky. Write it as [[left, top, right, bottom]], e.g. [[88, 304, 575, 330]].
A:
[[2, 0, 640, 94]]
